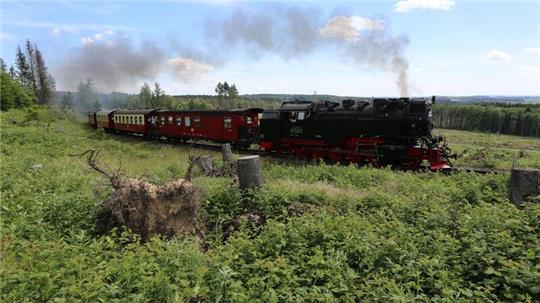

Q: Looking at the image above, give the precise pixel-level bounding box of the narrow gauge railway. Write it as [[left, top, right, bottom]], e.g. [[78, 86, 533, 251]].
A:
[[88, 97, 455, 171]]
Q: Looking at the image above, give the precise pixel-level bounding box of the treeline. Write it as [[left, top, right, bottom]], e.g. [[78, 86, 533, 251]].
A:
[[61, 80, 278, 112], [1, 40, 55, 110], [433, 104, 540, 138]]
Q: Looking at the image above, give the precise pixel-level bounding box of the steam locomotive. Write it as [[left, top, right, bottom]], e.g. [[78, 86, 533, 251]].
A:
[[88, 97, 452, 170]]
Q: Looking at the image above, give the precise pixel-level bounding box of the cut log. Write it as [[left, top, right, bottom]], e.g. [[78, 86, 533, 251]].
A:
[[509, 168, 540, 204], [194, 156, 213, 174], [222, 143, 232, 164], [237, 155, 262, 190]]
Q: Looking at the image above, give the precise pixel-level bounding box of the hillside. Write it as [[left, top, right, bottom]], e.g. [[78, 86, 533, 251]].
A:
[[1, 107, 539, 302]]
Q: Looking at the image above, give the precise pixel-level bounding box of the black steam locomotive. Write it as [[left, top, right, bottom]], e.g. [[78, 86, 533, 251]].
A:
[[259, 97, 452, 170]]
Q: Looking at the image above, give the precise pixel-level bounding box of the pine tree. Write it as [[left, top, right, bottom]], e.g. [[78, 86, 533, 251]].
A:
[[152, 82, 163, 108], [223, 81, 230, 96], [228, 84, 239, 99], [215, 82, 224, 97], [35, 47, 53, 104], [139, 82, 153, 109], [15, 46, 30, 87], [25, 40, 37, 93]]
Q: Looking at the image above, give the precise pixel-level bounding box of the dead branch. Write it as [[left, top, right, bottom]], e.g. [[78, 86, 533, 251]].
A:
[[70, 149, 123, 189], [185, 154, 201, 182]]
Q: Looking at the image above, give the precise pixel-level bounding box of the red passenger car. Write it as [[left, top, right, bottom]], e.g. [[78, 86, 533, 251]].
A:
[[96, 110, 117, 130], [153, 109, 262, 147], [112, 110, 157, 134]]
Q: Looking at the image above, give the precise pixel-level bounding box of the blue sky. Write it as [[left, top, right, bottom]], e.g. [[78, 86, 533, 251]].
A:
[[1, 0, 539, 96]]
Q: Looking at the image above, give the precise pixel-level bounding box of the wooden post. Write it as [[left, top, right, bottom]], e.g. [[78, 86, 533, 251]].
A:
[[237, 155, 262, 190], [222, 143, 232, 164], [509, 168, 540, 204], [194, 156, 213, 174]]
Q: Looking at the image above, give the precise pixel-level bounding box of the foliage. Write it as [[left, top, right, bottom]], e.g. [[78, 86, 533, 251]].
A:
[[0, 71, 35, 110], [1, 107, 539, 302], [433, 103, 540, 138]]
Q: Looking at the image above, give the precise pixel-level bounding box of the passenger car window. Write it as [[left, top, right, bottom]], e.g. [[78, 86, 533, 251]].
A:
[[247, 117, 252, 124], [185, 116, 191, 127], [176, 117, 182, 126], [160, 116, 165, 126], [224, 117, 232, 129], [193, 117, 200, 127]]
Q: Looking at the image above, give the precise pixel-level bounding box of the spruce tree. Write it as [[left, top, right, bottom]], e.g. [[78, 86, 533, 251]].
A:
[[15, 46, 30, 87], [25, 40, 37, 93], [35, 47, 53, 104]]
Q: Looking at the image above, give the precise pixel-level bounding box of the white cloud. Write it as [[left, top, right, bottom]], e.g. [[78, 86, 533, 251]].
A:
[[481, 49, 511, 61], [524, 48, 540, 54], [80, 30, 116, 46], [394, 0, 455, 13], [319, 16, 385, 42], [519, 66, 540, 77], [167, 58, 214, 82], [0, 32, 15, 41]]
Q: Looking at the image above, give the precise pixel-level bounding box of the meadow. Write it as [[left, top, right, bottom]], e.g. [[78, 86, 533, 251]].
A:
[[1, 107, 539, 302]]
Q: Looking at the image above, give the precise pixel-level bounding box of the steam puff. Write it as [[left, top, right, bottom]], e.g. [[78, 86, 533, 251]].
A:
[[168, 58, 214, 82], [319, 16, 385, 42], [319, 16, 410, 96], [56, 37, 164, 92], [211, 7, 321, 59]]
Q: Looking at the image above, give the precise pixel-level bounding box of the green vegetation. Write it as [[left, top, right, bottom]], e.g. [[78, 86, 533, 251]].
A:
[[0, 39, 55, 110], [433, 103, 540, 138], [435, 129, 540, 170], [1, 107, 539, 302]]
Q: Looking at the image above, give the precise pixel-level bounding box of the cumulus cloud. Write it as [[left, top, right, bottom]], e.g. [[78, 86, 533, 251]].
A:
[[0, 32, 15, 41], [519, 66, 540, 77], [481, 49, 511, 61], [168, 58, 214, 82], [319, 16, 385, 42], [80, 30, 115, 46], [394, 0, 456, 13], [524, 48, 540, 54]]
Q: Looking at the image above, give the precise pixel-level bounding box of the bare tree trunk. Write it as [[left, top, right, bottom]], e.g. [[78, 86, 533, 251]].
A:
[[237, 155, 262, 190]]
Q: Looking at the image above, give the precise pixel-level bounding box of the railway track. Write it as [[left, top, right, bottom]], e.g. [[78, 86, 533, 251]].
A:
[[135, 135, 504, 175]]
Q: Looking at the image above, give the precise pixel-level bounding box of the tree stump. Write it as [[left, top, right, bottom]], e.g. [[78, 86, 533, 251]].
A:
[[222, 143, 232, 164], [237, 155, 262, 190], [194, 156, 213, 174], [509, 168, 540, 204]]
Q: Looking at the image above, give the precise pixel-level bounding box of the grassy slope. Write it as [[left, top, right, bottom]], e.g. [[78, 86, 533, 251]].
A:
[[435, 129, 540, 170], [1, 108, 539, 302]]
